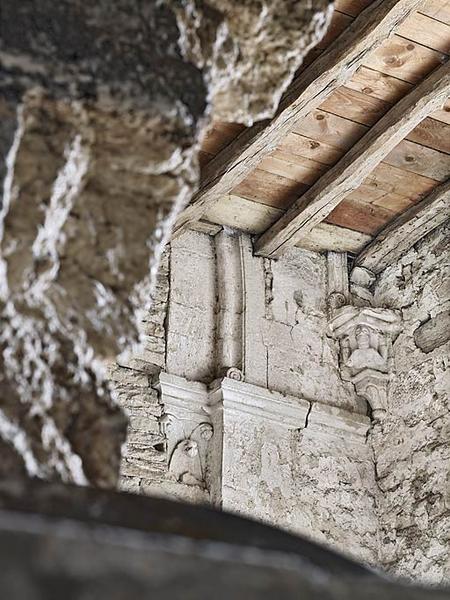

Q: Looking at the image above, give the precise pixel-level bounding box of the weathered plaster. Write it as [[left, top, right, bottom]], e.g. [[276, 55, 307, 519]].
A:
[[212, 377, 378, 565]]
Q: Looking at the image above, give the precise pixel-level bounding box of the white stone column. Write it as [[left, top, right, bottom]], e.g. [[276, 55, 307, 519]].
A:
[[327, 251, 349, 312], [215, 230, 244, 378]]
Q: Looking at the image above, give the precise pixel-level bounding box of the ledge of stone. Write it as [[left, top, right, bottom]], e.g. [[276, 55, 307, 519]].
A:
[[215, 377, 310, 430], [157, 373, 370, 444], [305, 401, 370, 445], [157, 372, 209, 421]]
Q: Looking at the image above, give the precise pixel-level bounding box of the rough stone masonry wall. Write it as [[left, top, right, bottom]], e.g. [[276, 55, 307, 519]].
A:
[[110, 250, 170, 496], [111, 226, 449, 581], [371, 221, 450, 585], [117, 229, 380, 565]]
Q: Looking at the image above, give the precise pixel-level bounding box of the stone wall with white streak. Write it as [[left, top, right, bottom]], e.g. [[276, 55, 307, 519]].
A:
[[371, 222, 450, 584]]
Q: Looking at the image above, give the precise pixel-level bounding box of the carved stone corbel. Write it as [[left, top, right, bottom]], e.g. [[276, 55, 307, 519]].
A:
[[328, 306, 401, 421], [351, 370, 389, 421], [349, 266, 377, 307], [157, 373, 214, 489]]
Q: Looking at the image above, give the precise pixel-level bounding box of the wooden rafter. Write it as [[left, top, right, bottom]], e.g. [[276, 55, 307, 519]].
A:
[[254, 60, 450, 258], [173, 0, 424, 236], [354, 178, 450, 274]]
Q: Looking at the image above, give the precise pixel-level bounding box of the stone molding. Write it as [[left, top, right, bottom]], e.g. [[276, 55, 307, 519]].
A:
[[211, 377, 310, 431], [305, 402, 370, 446], [158, 372, 370, 441], [328, 306, 402, 421], [157, 372, 373, 495]]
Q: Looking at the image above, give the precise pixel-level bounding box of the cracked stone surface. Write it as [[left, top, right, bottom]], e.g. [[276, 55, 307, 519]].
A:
[[0, 1, 331, 485], [115, 226, 449, 584], [371, 222, 450, 584]]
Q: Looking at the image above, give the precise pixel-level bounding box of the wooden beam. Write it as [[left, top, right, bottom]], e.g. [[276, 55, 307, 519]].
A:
[[354, 178, 450, 274], [254, 60, 450, 258], [173, 0, 424, 236]]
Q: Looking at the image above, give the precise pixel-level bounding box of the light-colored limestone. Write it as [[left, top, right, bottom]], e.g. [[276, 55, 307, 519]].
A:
[[329, 306, 402, 421], [212, 378, 378, 564], [167, 231, 217, 382], [371, 222, 450, 584], [114, 224, 449, 584]]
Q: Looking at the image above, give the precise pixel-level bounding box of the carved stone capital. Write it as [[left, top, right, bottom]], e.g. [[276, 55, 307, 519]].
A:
[[157, 373, 214, 489], [329, 306, 401, 420]]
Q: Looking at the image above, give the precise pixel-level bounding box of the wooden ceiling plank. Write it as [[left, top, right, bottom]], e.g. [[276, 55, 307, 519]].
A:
[[292, 105, 450, 163], [325, 10, 450, 55], [334, 0, 374, 18], [347, 66, 450, 124], [364, 35, 446, 84], [355, 178, 450, 273], [251, 151, 441, 205], [322, 78, 450, 128], [278, 132, 342, 166], [173, 0, 423, 236], [364, 162, 438, 198], [397, 12, 450, 54], [232, 169, 309, 210], [258, 154, 327, 187], [254, 60, 450, 258], [370, 192, 415, 215], [384, 139, 450, 181], [420, 0, 450, 26], [325, 197, 396, 235], [290, 107, 450, 182]]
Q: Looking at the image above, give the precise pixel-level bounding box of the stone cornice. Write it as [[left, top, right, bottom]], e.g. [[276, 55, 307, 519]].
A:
[[305, 402, 370, 445], [157, 373, 371, 447], [157, 372, 209, 421], [212, 377, 310, 430], [329, 306, 401, 339]]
